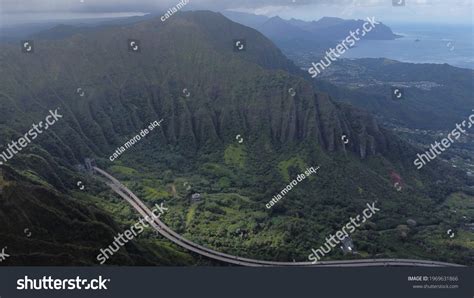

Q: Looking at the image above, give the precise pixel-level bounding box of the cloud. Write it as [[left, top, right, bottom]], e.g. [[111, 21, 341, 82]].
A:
[[0, 0, 414, 13], [1, 0, 471, 24], [230, 0, 472, 24]]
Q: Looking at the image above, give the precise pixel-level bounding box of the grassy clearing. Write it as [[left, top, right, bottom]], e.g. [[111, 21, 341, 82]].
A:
[[224, 144, 246, 168], [278, 156, 307, 181]]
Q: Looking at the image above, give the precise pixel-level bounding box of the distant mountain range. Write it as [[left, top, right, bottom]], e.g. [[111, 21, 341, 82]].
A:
[[223, 11, 401, 43], [223, 12, 474, 131]]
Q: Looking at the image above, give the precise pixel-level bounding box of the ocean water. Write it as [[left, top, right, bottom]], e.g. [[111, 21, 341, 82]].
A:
[[342, 23, 474, 69]]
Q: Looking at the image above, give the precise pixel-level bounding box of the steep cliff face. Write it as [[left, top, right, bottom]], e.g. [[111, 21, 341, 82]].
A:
[[0, 11, 395, 169]]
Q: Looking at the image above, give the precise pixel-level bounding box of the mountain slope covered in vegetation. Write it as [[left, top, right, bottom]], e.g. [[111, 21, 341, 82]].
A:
[[0, 11, 471, 265]]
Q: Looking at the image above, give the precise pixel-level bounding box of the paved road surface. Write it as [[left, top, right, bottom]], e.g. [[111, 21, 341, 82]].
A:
[[94, 167, 464, 268]]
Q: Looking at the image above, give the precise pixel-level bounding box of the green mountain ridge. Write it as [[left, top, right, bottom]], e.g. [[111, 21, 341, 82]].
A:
[[0, 11, 471, 265], [313, 58, 474, 130]]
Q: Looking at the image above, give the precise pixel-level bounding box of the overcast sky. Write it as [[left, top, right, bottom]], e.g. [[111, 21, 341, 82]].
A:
[[1, 0, 473, 26]]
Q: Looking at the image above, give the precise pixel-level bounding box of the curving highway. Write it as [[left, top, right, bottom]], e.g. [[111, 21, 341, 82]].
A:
[[93, 166, 464, 267]]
